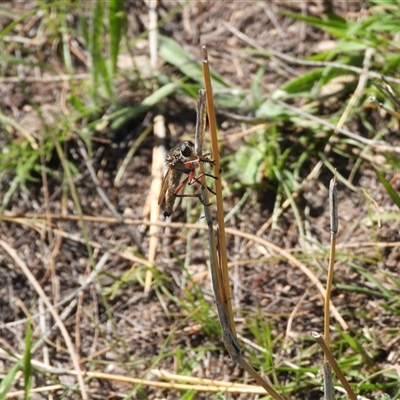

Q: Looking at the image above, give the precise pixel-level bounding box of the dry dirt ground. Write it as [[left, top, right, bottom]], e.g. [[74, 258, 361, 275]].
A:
[[0, 1, 399, 399]]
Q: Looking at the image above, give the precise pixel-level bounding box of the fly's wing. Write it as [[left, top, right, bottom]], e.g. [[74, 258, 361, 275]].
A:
[[161, 168, 184, 218], [158, 167, 172, 206]]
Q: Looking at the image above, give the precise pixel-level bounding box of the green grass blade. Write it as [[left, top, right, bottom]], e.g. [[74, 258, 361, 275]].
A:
[[251, 67, 265, 108], [108, 0, 126, 74], [89, 1, 115, 103], [159, 35, 232, 89], [0, 54, 40, 66], [280, 67, 356, 98], [181, 390, 196, 400], [0, 361, 21, 400], [374, 168, 400, 210], [23, 321, 33, 399], [339, 330, 373, 366], [109, 81, 179, 129], [284, 11, 349, 38], [0, 6, 48, 41]]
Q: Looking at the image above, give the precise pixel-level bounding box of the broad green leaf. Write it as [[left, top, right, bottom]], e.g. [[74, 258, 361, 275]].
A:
[[256, 100, 294, 119], [231, 140, 265, 186], [141, 82, 179, 106]]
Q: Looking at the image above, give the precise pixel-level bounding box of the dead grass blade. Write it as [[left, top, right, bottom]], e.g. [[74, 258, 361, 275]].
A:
[[201, 47, 236, 337], [0, 239, 88, 399], [224, 228, 348, 330], [201, 46, 284, 400], [323, 172, 338, 399], [324, 172, 338, 348]]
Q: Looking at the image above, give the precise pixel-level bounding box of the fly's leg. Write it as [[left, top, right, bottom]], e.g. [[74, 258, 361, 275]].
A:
[[172, 176, 189, 196], [188, 172, 218, 184], [182, 157, 216, 170], [184, 170, 217, 202], [169, 167, 217, 214], [187, 171, 217, 196], [172, 176, 207, 199], [164, 176, 197, 218]]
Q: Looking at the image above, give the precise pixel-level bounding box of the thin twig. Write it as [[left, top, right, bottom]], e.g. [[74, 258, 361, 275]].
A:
[[193, 88, 241, 358], [9, 211, 400, 251]]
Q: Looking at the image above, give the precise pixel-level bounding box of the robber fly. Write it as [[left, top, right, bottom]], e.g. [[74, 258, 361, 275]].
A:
[[158, 140, 216, 218]]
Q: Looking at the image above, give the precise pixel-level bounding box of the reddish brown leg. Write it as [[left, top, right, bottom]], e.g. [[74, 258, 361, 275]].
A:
[[173, 176, 189, 196], [188, 172, 217, 186], [172, 176, 206, 199], [172, 174, 215, 206], [182, 157, 215, 170]]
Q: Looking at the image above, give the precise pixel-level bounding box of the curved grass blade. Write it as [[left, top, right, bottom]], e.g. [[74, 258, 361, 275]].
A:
[[0, 361, 21, 400], [159, 35, 232, 89], [374, 168, 400, 210], [109, 81, 179, 130]]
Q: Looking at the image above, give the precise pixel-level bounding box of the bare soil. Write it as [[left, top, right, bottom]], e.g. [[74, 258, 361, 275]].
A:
[[1, 1, 399, 399]]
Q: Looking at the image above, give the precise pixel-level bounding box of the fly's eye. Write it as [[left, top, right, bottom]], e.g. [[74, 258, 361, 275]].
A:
[[181, 144, 192, 157]]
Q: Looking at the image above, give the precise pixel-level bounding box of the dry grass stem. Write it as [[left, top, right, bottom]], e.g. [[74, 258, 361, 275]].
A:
[[201, 47, 236, 336], [145, 115, 166, 292], [313, 332, 357, 400], [201, 46, 284, 400], [324, 172, 338, 349]]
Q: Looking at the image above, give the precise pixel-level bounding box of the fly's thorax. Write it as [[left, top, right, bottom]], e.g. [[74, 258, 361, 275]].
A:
[[166, 140, 199, 173], [165, 148, 181, 165]]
